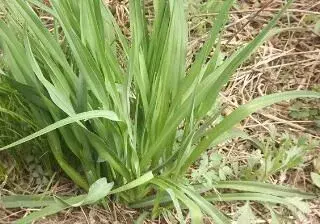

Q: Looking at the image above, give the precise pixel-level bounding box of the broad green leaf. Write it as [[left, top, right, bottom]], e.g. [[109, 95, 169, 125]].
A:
[[47, 132, 89, 190], [236, 202, 256, 224], [270, 209, 281, 224], [166, 188, 186, 224], [174, 182, 230, 224], [0, 110, 120, 151], [206, 193, 295, 205], [183, 91, 320, 171], [162, 178, 229, 224], [142, 1, 295, 168], [284, 197, 310, 213], [130, 192, 308, 212], [25, 37, 76, 116], [110, 171, 154, 194], [1, 195, 57, 209], [134, 212, 149, 224], [152, 178, 203, 224], [206, 193, 310, 214], [311, 172, 320, 188], [9, 0, 77, 85], [204, 181, 315, 199], [315, 20, 320, 35], [27, 0, 56, 15], [13, 178, 113, 224]]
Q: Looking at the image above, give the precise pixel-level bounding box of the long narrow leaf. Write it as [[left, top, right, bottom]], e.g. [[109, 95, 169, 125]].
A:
[[0, 110, 120, 151], [182, 91, 320, 171], [14, 178, 113, 224]]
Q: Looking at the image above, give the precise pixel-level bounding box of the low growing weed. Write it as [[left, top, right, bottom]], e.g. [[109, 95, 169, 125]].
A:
[[0, 0, 320, 223], [190, 131, 318, 184]]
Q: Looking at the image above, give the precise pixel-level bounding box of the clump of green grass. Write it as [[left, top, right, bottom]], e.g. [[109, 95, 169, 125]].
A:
[[0, 80, 54, 178], [0, 0, 320, 223]]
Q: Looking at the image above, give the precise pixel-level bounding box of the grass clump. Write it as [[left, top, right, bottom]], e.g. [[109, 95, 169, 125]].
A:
[[0, 0, 320, 223]]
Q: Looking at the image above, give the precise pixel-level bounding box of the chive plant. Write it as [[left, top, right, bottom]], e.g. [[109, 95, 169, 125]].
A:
[[0, 0, 319, 223]]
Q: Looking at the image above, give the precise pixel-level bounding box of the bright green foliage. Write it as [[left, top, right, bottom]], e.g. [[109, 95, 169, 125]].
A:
[[0, 0, 320, 223]]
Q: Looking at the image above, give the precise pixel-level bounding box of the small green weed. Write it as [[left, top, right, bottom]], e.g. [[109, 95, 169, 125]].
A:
[[289, 99, 320, 131], [190, 152, 233, 184], [190, 131, 319, 184], [242, 132, 319, 181], [289, 101, 320, 120]]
